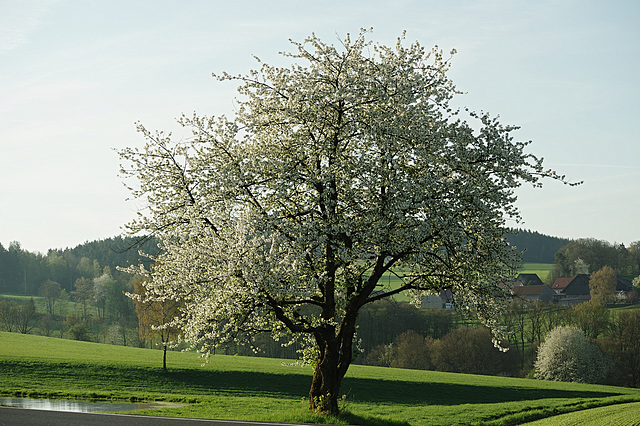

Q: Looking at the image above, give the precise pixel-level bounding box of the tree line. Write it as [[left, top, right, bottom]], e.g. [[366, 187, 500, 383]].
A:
[[0, 236, 158, 295], [549, 238, 640, 281]]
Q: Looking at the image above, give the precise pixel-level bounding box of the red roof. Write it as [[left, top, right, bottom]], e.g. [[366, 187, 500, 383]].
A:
[[552, 278, 572, 290]]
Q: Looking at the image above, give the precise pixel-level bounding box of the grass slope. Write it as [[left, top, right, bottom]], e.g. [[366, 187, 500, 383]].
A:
[[525, 401, 640, 426], [1, 332, 639, 425]]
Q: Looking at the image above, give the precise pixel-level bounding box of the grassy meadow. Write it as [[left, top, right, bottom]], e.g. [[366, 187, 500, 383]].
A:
[[1, 332, 640, 425], [519, 263, 555, 283]]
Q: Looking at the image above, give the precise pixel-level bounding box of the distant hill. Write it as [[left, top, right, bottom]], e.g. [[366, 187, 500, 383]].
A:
[[506, 229, 570, 264], [63, 235, 160, 272], [0, 235, 160, 295]]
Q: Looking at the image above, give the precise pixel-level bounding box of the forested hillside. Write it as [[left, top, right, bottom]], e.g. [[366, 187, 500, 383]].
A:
[[506, 229, 571, 264], [0, 236, 158, 295]]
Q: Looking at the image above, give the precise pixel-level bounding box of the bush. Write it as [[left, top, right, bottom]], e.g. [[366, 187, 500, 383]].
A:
[[430, 326, 519, 376], [390, 330, 433, 370], [361, 344, 394, 367], [361, 330, 433, 369], [535, 326, 611, 384]]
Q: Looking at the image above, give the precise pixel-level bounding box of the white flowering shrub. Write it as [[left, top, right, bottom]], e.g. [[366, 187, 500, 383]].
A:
[[118, 30, 572, 413], [534, 326, 610, 384]]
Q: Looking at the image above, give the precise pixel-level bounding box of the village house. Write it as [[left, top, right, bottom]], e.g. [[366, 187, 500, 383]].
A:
[[421, 289, 454, 309], [552, 274, 591, 305], [551, 277, 572, 295], [511, 283, 555, 303], [515, 273, 545, 286]]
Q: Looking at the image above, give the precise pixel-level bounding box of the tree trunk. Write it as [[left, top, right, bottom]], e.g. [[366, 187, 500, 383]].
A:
[[308, 312, 357, 415], [162, 340, 168, 372], [309, 328, 341, 414]]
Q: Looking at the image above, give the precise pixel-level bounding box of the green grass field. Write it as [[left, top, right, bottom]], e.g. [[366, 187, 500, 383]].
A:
[[1, 332, 639, 425], [525, 401, 640, 425], [519, 263, 554, 282]]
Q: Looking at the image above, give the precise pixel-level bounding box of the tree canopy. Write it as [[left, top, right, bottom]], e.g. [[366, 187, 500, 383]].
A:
[[589, 266, 617, 305], [118, 30, 570, 414], [550, 238, 640, 281]]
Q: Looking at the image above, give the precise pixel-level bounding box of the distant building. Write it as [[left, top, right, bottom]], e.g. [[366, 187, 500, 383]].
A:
[[421, 289, 454, 309], [562, 274, 591, 297], [551, 275, 591, 305], [516, 273, 544, 286], [551, 273, 633, 306], [551, 277, 573, 294], [616, 277, 633, 292], [511, 283, 555, 303]]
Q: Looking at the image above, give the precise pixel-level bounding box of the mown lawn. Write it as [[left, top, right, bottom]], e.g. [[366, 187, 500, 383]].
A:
[[1, 331, 639, 425]]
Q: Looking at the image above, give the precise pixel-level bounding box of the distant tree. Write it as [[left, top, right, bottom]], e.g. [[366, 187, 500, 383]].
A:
[[390, 330, 433, 370], [574, 258, 589, 275], [39, 280, 62, 315], [57, 290, 71, 323], [72, 277, 94, 319], [361, 330, 434, 370], [0, 243, 9, 292], [589, 266, 617, 305], [355, 301, 453, 357], [0, 300, 17, 332], [93, 273, 122, 320], [502, 300, 528, 369], [66, 314, 91, 341], [76, 257, 101, 280], [535, 326, 610, 384], [132, 276, 181, 372], [44, 251, 66, 284], [15, 298, 37, 334], [39, 314, 55, 337], [628, 242, 640, 277], [564, 301, 610, 339], [526, 300, 547, 347], [505, 229, 571, 264], [361, 343, 395, 367], [552, 239, 638, 278], [599, 310, 640, 387]]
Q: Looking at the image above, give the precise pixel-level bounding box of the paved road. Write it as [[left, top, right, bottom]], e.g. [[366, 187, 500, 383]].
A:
[[0, 406, 319, 426]]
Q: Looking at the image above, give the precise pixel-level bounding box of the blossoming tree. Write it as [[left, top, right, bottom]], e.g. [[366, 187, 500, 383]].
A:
[[119, 30, 571, 414]]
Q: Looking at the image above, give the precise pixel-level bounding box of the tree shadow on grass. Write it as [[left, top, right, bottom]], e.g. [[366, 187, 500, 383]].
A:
[[160, 368, 621, 406], [341, 376, 620, 406], [1, 360, 623, 406]]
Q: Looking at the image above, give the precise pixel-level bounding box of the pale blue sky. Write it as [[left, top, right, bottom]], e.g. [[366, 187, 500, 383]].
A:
[[1, 0, 638, 253]]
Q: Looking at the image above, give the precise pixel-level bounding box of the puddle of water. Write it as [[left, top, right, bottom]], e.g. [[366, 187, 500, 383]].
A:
[[0, 397, 181, 413]]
